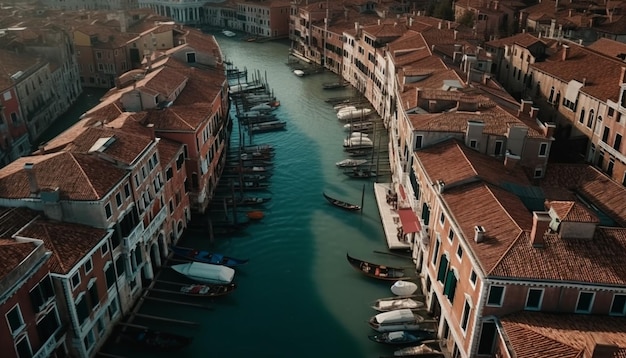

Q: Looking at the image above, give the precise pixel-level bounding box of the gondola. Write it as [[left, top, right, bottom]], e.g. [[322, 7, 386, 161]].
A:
[[323, 192, 361, 211], [344, 167, 377, 179], [170, 245, 249, 267], [368, 331, 421, 345], [212, 195, 272, 207], [117, 325, 192, 352], [346, 253, 418, 280], [180, 282, 237, 297]]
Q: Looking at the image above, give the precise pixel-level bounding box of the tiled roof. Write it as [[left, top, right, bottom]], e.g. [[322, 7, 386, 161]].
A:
[[493, 227, 626, 284], [0, 49, 41, 90], [0, 207, 39, 238], [547, 200, 599, 223], [19, 219, 107, 274], [362, 21, 408, 39], [416, 139, 533, 274], [541, 164, 626, 227], [0, 152, 127, 201], [596, 14, 626, 35], [500, 312, 626, 357], [64, 125, 153, 165], [587, 37, 626, 58], [531, 43, 623, 102], [0, 240, 38, 281], [157, 137, 183, 165], [485, 32, 544, 49]]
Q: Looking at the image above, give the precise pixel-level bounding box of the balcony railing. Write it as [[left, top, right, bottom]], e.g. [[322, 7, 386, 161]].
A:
[[143, 207, 166, 243], [122, 221, 145, 252]]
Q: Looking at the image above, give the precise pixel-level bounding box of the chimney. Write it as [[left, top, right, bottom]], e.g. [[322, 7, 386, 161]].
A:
[[448, 21, 452, 29], [24, 163, 39, 195], [562, 44, 569, 61], [569, 9, 573, 17], [504, 150, 520, 170], [438, 21, 443, 29], [519, 99, 532, 116], [493, 0, 499, 10], [378, 19, 381, 25], [409, 17, 413, 26], [530, 211, 551, 247], [543, 122, 556, 138], [620, 67, 626, 85], [147, 123, 156, 140], [454, 30, 458, 40], [530, 106, 539, 120], [474, 225, 486, 243], [591, 341, 619, 358], [436, 180, 445, 193]]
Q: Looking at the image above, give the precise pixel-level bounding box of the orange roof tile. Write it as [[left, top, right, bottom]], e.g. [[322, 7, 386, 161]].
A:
[[19, 219, 107, 274], [0, 241, 38, 281], [548, 200, 599, 223], [501, 312, 626, 357]]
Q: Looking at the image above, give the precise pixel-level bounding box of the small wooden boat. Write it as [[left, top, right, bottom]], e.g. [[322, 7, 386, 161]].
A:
[[346, 253, 417, 281], [344, 121, 374, 132], [213, 195, 272, 207], [337, 107, 373, 120], [372, 296, 425, 312], [170, 246, 249, 267], [323, 81, 347, 89], [180, 283, 237, 297], [391, 343, 443, 357], [348, 149, 373, 157], [344, 167, 377, 179], [248, 120, 287, 133], [223, 165, 272, 174], [247, 210, 264, 220], [171, 262, 235, 284], [117, 326, 192, 352], [344, 136, 373, 150], [323, 192, 361, 211], [368, 309, 427, 332], [336, 158, 368, 167], [368, 331, 421, 345]]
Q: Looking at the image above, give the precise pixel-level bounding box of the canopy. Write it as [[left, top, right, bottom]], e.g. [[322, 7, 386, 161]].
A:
[[398, 208, 421, 233], [391, 281, 418, 296], [173, 262, 235, 284], [374, 309, 415, 324]]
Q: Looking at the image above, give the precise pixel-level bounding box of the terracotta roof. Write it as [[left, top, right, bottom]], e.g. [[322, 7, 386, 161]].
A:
[[362, 21, 408, 39], [587, 38, 626, 59], [541, 164, 626, 227], [64, 125, 153, 165], [500, 312, 626, 358], [157, 137, 183, 165], [0, 152, 127, 201], [531, 43, 624, 102], [548, 200, 599, 223], [0, 48, 41, 90], [0, 240, 38, 282], [416, 139, 534, 274], [19, 219, 107, 274], [596, 15, 626, 35], [485, 32, 545, 49], [493, 227, 626, 284], [0, 207, 39, 238]]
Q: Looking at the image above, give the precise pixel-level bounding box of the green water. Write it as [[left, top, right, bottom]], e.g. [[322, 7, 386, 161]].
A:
[[105, 34, 415, 358]]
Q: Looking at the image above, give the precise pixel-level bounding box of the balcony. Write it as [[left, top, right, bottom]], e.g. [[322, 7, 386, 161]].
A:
[[143, 207, 166, 243], [122, 221, 144, 253], [598, 140, 626, 163]]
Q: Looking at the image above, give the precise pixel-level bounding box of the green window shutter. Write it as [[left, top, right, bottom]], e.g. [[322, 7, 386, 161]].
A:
[[437, 255, 448, 283]]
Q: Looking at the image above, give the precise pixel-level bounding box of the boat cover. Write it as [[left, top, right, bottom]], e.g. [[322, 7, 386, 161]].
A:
[[391, 281, 418, 296], [374, 309, 415, 324], [172, 262, 235, 284], [387, 331, 408, 342], [379, 298, 419, 310]]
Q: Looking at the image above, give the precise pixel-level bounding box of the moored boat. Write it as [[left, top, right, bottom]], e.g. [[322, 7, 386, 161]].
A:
[[391, 281, 419, 296], [337, 107, 372, 120], [180, 283, 237, 297], [368, 309, 427, 332], [171, 262, 235, 284], [344, 121, 374, 132], [212, 195, 272, 207], [343, 167, 377, 179], [170, 245, 249, 267], [323, 192, 361, 211], [392, 343, 443, 357], [368, 331, 421, 345], [117, 326, 192, 352], [344, 136, 373, 150], [247, 210, 265, 220], [346, 253, 417, 281], [372, 296, 425, 312], [336, 158, 368, 167], [293, 69, 305, 76], [248, 120, 287, 133]]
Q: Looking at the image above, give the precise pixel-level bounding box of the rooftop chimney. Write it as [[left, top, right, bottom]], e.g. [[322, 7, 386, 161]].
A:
[[24, 163, 39, 195], [504, 150, 520, 170], [543, 122, 556, 138], [147, 123, 156, 140], [591, 340, 619, 358], [530, 106, 539, 120], [530, 211, 551, 247], [562, 44, 570, 61], [620, 67, 626, 85], [474, 225, 486, 243], [438, 21, 443, 29]]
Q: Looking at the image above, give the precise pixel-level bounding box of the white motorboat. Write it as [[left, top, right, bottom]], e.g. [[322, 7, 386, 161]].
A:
[[368, 309, 426, 332], [337, 108, 372, 120], [222, 30, 236, 37], [336, 159, 368, 167], [293, 69, 305, 77], [391, 280, 418, 296], [372, 296, 425, 312], [344, 121, 374, 132], [171, 262, 235, 284], [344, 136, 373, 149], [349, 132, 369, 138]]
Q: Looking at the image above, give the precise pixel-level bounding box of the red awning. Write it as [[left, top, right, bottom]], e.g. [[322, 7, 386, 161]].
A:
[[398, 208, 421, 233], [398, 184, 407, 201]]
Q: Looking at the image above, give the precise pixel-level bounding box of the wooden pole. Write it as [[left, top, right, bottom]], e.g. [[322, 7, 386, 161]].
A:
[[360, 184, 365, 214]]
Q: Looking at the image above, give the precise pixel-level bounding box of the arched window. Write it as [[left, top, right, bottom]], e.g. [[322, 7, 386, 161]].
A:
[[555, 92, 561, 107], [587, 109, 594, 128], [579, 108, 585, 123]]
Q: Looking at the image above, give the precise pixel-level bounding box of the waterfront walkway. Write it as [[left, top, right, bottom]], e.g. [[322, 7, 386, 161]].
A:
[[374, 182, 411, 250]]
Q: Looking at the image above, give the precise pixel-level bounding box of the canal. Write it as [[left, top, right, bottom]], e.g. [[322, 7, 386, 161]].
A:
[[100, 34, 416, 358]]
